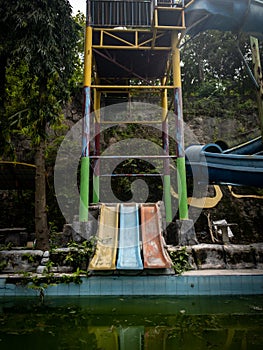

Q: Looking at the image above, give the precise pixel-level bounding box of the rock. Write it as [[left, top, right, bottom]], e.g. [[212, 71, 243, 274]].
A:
[[57, 266, 74, 273], [36, 266, 46, 274], [250, 243, 263, 269], [185, 246, 197, 270], [54, 229, 72, 247], [71, 220, 97, 242], [43, 251, 50, 258], [224, 244, 255, 269], [192, 244, 226, 269], [41, 257, 49, 265], [176, 219, 198, 246], [0, 250, 43, 273], [63, 224, 73, 237], [50, 267, 58, 273]]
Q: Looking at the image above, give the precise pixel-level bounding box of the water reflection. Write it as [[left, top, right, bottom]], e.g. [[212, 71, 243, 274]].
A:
[[0, 296, 263, 349]]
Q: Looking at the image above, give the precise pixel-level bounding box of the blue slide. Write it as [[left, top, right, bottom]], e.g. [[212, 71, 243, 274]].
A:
[[117, 204, 143, 270]]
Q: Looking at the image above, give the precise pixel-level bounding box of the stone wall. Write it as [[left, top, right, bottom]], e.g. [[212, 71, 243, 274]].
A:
[[1, 244, 263, 275], [0, 248, 90, 274], [169, 243, 263, 270]]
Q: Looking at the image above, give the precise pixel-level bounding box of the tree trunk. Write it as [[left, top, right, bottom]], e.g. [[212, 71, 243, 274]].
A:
[[35, 139, 49, 250]]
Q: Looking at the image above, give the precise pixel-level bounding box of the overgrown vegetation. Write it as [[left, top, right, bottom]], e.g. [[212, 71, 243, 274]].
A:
[[16, 268, 86, 301], [63, 240, 97, 270], [10, 239, 97, 299], [169, 247, 191, 274]]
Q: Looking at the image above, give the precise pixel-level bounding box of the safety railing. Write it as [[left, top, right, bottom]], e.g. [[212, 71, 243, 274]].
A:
[[90, 0, 152, 27], [89, 0, 187, 27], [155, 0, 185, 7]]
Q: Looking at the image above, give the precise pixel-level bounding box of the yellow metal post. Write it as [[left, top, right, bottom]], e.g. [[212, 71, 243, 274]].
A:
[[171, 31, 189, 220], [84, 26, 93, 87], [79, 25, 93, 221]]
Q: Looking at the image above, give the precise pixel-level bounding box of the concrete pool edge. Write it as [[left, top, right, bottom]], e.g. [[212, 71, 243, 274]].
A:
[[0, 270, 263, 297]]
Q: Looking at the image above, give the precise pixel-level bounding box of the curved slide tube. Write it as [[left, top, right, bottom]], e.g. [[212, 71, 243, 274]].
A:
[[185, 0, 263, 37], [186, 137, 263, 187]]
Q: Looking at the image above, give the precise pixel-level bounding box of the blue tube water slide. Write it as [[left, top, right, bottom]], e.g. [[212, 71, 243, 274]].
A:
[[185, 0, 263, 37], [185, 137, 263, 187]]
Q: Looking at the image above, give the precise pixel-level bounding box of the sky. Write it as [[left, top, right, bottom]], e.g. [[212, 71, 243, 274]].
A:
[[69, 0, 86, 15]]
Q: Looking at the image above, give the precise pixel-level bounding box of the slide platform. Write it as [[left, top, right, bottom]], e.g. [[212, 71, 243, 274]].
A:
[[141, 204, 172, 269], [88, 204, 119, 270]]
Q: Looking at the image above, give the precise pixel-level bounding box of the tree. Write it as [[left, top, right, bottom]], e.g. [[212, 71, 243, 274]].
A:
[[181, 31, 254, 97], [0, 0, 80, 250]]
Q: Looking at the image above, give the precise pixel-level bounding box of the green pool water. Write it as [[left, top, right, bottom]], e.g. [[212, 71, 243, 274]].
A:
[[0, 295, 263, 349]]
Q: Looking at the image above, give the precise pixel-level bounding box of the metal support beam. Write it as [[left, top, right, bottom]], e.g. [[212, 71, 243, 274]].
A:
[[250, 36, 263, 140], [89, 155, 176, 159], [79, 25, 93, 222], [171, 31, 189, 221], [162, 83, 172, 222], [93, 89, 101, 204], [91, 85, 174, 89]]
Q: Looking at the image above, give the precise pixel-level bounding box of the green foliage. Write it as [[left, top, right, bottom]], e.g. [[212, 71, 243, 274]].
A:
[[5, 1, 78, 78], [1, 0, 81, 150], [181, 30, 258, 98], [48, 221, 60, 250], [69, 11, 86, 91], [65, 240, 97, 270], [169, 247, 191, 275], [43, 260, 55, 274], [0, 258, 7, 272], [60, 268, 85, 285], [183, 93, 257, 122], [0, 242, 13, 251], [18, 271, 34, 286], [16, 267, 87, 300]]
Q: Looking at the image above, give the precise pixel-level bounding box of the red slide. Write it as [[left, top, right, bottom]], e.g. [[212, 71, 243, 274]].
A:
[[141, 204, 172, 269]]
